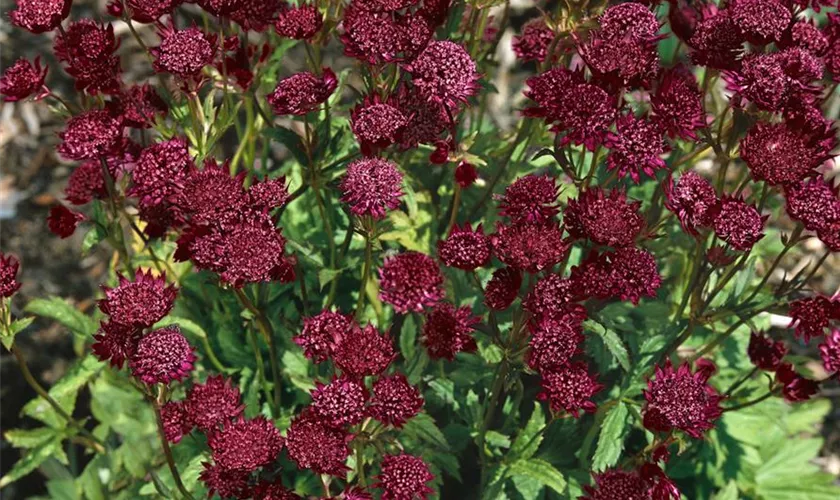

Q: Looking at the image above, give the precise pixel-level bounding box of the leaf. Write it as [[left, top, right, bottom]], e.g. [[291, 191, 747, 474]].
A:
[[586, 320, 631, 371], [282, 350, 315, 392], [22, 355, 102, 428], [402, 413, 450, 451], [2, 316, 34, 350], [592, 402, 629, 471], [0, 435, 64, 488], [264, 126, 308, 165], [24, 297, 98, 340], [508, 458, 566, 494], [317, 268, 343, 291], [81, 224, 108, 255], [510, 405, 545, 461], [4, 427, 58, 449], [712, 481, 740, 500]]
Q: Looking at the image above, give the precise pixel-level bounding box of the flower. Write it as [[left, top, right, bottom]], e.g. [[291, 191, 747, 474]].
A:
[[106, 0, 175, 24], [333, 324, 396, 377], [58, 110, 123, 161], [526, 317, 584, 372], [196, 0, 244, 16], [110, 85, 168, 129], [130, 326, 196, 384], [175, 160, 247, 226], [249, 177, 290, 211], [537, 361, 603, 417], [643, 361, 722, 439], [523, 274, 586, 323], [422, 302, 480, 360], [818, 222, 840, 252], [310, 377, 367, 428], [664, 171, 718, 235], [99, 269, 177, 328], [780, 21, 828, 56], [651, 66, 706, 140], [130, 137, 193, 208], [9, 0, 70, 34], [484, 267, 522, 311], [268, 68, 337, 115], [54, 20, 121, 95], [730, 0, 791, 46], [378, 252, 445, 313], [355, 0, 420, 11], [229, 0, 282, 32], [711, 197, 766, 252], [274, 3, 322, 39], [199, 463, 252, 499], [1, 58, 48, 102], [405, 40, 480, 107], [523, 67, 579, 120], [819, 330, 840, 375], [375, 454, 435, 500], [186, 375, 244, 432], [394, 85, 450, 150], [789, 295, 840, 343], [775, 363, 820, 402], [497, 174, 560, 224], [284, 412, 352, 477], [785, 179, 840, 232], [548, 82, 616, 151], [492, 222, 568, 273], [62, 157, 118, 206], [581, 247, 661, 305], [47, 205, 84, 239], [351, 95, 408, 155], [0, 253, 22, 299], [455, 161, 478, 187], [340, 6, 425, 65], [580, 469, 650, 500], [565, 188, 644, 247], [161, 401, 193, 443], [605, 115, 667, 183], [294, 310, 355, 363], [512, 18, 555, 62], [748, 333, 788, 372], [208, 415, 283, 472], [727, 51, 820, 113], [578, 33, 660, 90], [369, 374, 424, 427], [91, 321, 142, 368], [340, 158, 404, 219], [437, 224, 491, 271], [152, 26, 217, 77], [252, 481, 303, 500], [599, 2, 660, 39], [687, 8, 744, 70]]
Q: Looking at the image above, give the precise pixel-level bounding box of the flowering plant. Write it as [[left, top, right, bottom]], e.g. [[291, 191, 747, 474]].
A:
[[2, 0, 840, 498]]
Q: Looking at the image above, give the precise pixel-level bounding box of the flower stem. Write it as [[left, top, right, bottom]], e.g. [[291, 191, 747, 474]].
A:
[[722, 386, 780, 412], [356, 223, 374, 317], [151, 389, 195, 500], [234, 288, 281, 412], [743, 226, 802, 304], [724, 366, 759, 397]]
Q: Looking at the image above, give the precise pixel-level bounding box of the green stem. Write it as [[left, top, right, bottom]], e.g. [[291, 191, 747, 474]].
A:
[[743, 226, 802, 304], [234, 288, 281, 412], [723, 387, 780, 412], [444, 185, 461, 237], [356, 225, 374, 317], [152, 390, 195, 500], [724, 366, 759, 397]]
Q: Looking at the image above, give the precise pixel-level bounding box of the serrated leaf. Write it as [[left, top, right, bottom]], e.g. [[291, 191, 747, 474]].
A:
[[586, 321, 631, 371], [4, 427, 59, 449], [24, 297, 98, 340], [510, 405, 545, 460], [592, 402, 629, 471], [486, 430, 512, 450], [0, 435, 64, 488], [2, 316, 34, 350], [22, 355, 102, 428], [402, 413, 450, 451], [508, 458, 566, 494]]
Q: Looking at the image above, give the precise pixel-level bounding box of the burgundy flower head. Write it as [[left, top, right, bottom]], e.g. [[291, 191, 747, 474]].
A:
[[527, 317, 584, 373], [274, 3, 322, 39], [110, 85, 168, 129], [785, 178, 840, 232], [160, 401, 193, 443], [664, 171, 718, 235], [748, 332, 788, 372], [580, 468, 650, 500], [781, 21, 828, 56], [252, 480, 303, 500], [355, 0, 420, 11], [512, 18, 555, 62], [100, 269, 177, 328], [229, 0, 281, 32], [688, 8, 744, 70], [249, 176, 291, 211], [819, 330, 840, 375], [285, 411, 352, 477], [333, 324, 396, 377], [492, 222, 568, 274], [58, 110, 123, 161], [524, 274, 587, 324], [789, 295, 840, 343], [484, 267, 522, 311], [340, 157, 404, 219], [775, 363, 820, 402], [54, 20, 121, 95], [600, 2, 660, 38], [742, 121, 831, 186], [497, 174, 560, 224], [727, 51, 821, 113], [537, 361, 603, 417], [437, 223, 491, 271], [572, 248, 661, 305], [378, 252, 445, 313], [268, 68, 337, 116], [405, 40, 480, 107], [455, 161, 478, 187], [395, 84, 450, 150], [186, 375, 245, 432], [375, 454, 435, 500], [9, 0, 70, 34], [106, 0, 176, 24], [0, 253, 22, 299], [152, 26, 217, 77], [294, 310, 355, 363], [605, 115, 667, 183], [340, 7, 416, 65], [47, 205, 84, 239], [1, 58, 48, 102], [711, 196, 766, 252], [91, 321, 142, 368], [208, 415, 283, 471], [130, 326, 196, 385], [175, 159, 248, 225], [731, 0, 791, 46], [523, 67, 580, 121], [199, 463, 252, 499], [565, 188, 644, 247], [643, 361, 722, 439], [422, 302, 480, 360], [310, 377, 368, 428], [130, 137, 193, 208], [651, 66, 706, 140], [578, 32, 660, 90], [369, 374, 424, 427], [196, 0, 245, 17]]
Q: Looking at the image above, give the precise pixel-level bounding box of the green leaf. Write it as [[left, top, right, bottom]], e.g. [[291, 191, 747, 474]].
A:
[[282, 350, 314, 392], [586, 320, 631, 371], [0, 435, 64, 488], [264, 126, 308, 165], [22, 355, 102, 428], [317, 268, 343, 291], [4, 427, 58, 449], [402, 413, 450, 451], [712, 481, 740, 500], [510, 405, 545, 461], [81, 224, 108, 255], [592, 402, 629, 471], [2, 316, 34, 350], [24, 297, 98, 340], [508, 458, 566, 494], [400, 314, 418, 365]]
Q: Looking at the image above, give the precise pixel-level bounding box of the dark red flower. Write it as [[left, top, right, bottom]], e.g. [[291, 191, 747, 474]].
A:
[[1, 58, 48, 102], [106, 0, 176, 24], [523, 274, 587, 324], [129, 137, 193, 208], [455, 161, 478, 187], [152, 26, 217, 77], [578, 33, 660, 90], [230, 0, 281, 32], [395, 84, 450, 151], [581, 468, 651, 500], [422, 302, 480, 360], [643, 361, 722, 439], [484, 267, 522, 311], [110, 85, 168, 128], [537, 361, 603, 417], [333, 324, 396, 377], [57, 110, 123, 161], [664, 171, 718, 235], [340, 6, 433, 65], [492, 221, 568, 274], [789, 295, 840, 343], [375, 454, 435, 500], [268, 68, 337, 115], [208, 415, 283, 471], [186, 375, 244, 432], [378, 252, 445, 313], [405, 40, 480, 107], [249, 176, 290, 211], [161, 401, 193, 443], [99, 269, 177, 328], [9, 0, 70, 34], [54, 20, 121, 95], [775, 363, 820, 402], [437, 223, 491, 271], [748, 332, 788, 372], [781, 21, 828, 56], [196, 0, 245, 17], [523, 67, 580, 121], [0, 253, 22, 299], [640, 463, 681, 500], [310, 377, 367, 428], [818, 222, 840, 252], [572, 248, 661, 305], [47, 205, 84, 239], [252, 480, 303, 500], [650, 66, 705, 141], [565, 188, 644, 247], [687, 8, 744, 70], [340, 158, 404, 219], [175, 160, 247, 226], [543, 81, 617, 151], [727, 51, 821, 113], [351, 95, 408, 155], [741, 121, 832, 186], [130, 326, 196, 384], [274, 3, 322, 39], [355, 0, 419, 11], [819, 330, 840, 375], [285, 412, 351, 477], [605, 115, 667, 183], [294, 310, 355, 363], [512, 18, 555, 62], [711, 196, 766, 252], [600, 2, 659, 39], [730, 0, 791, 46], [497, 174, 560, 224], [91, 321, 142, 368], [199, 462, 252, 499], [369, 374, 424, 427], [785, 178, 840, 232], [527, 317, 584, 373]]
